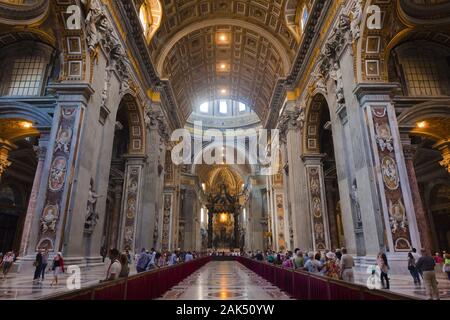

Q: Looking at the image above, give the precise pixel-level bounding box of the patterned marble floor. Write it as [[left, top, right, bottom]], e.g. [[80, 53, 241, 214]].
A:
[[0, 263, 136, 300], [0, 261, 448, 300], [160, 261, 292, 300], [353, 267, 450, 300]]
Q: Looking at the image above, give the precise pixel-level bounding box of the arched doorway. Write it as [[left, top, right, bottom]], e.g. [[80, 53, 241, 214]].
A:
[[427, 183, 450, 251], [101, 94, 146, 254], [304, 94, 344, 251], [0, 140, 36, 254], [391, 39, 450, 252]]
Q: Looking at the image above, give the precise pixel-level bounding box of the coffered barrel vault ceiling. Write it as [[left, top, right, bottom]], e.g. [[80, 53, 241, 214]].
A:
[[148, 0, 302, 122]]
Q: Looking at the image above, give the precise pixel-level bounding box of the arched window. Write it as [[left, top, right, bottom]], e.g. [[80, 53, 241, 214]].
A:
[[0, 42, 53, 97], [199, 102, 209, 113], [139, 0, 163, 42], [300, 6, 309, 33], [219, 101, 228, 114], [391, 41, 450, 96]]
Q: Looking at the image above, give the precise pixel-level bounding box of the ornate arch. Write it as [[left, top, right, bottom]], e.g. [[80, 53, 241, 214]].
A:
[[0, 0, 49, 25], [303, 93, 329, 154], [119, 94, 146, 155], [137, 0, 163, 43], [156, 18, 291, 77], [284, 0, 312, 43], [357, 0, 450, 83]]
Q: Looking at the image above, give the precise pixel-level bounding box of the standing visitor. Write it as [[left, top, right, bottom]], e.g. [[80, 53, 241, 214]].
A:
[[335, 249, 342, 262], [136, 248, 149, 273], [1, 252, 14, 280], [168, 251, 177, 266], [293, 250, 304, 270], [33, 249, 43, 283], [340, 248, 355, 283], [444, 253, 450, 281], [304, 252, 321, 273], [146, 250, 157, 270], [282, 251, 294, 269], [119, 253, 130, 278], [322, 252, 341, 279], [185, 251, 194, 262], [407, 252, 421, 285], [125, 250, 132, 265], [416, 249, 440, 300], [40, 249, 49, 282], [50, 252, 65, 287], [411, 248, 422, 279], [377, 253, 390, 289], [434, 252, 443, 274], [103, 249, 121, 282]]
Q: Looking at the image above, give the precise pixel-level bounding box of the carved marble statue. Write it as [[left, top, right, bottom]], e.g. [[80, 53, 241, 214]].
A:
[[350, 0, 363, 42], [85, 178, 101, 232], [350, 181, 362, 223], [330, 62, 345, 104]]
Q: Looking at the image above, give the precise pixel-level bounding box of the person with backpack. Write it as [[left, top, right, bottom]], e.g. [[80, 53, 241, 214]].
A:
[[407, 252, 421, 285]]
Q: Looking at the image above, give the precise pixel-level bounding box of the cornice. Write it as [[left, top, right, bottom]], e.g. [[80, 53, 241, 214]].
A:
[[0, 0, 49, 25], [264, 0, 330, 129], [116, 0, 182, 131]]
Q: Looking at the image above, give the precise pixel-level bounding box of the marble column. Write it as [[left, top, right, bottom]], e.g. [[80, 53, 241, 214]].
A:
[[279, 102, 312, 250], [401, 139, 433, 251], [19, 134, 50, 256], [109, 181, 123, 249], [120, 156, 146, 253], [324, 177, 340, 249], [28, 84, 93, 262], [207, 210, 213, 249], [355, 84, 421, 256], [234, 208, 240, 248], [302, 154, 331, 251]]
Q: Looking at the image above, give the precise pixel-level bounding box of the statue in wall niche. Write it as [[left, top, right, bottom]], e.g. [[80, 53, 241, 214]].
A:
[[350, 181, 362, 224], [311, 70, 327, 92], [100, 69, 111, 109], [330, 62, 345, 104], [85, 178, 101, 233], [350, 0, 363, 42], [83, 0, 103, 56]]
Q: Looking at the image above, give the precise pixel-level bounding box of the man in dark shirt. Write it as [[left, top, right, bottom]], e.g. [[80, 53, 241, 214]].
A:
[[416, 249, 440, 300], [255, 251, 264, 261], [33, 250, 43, 283]]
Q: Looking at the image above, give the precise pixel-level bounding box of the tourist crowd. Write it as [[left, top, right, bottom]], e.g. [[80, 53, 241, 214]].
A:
[[99, 248, 199, 282], [246, 247, 449, 300]]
